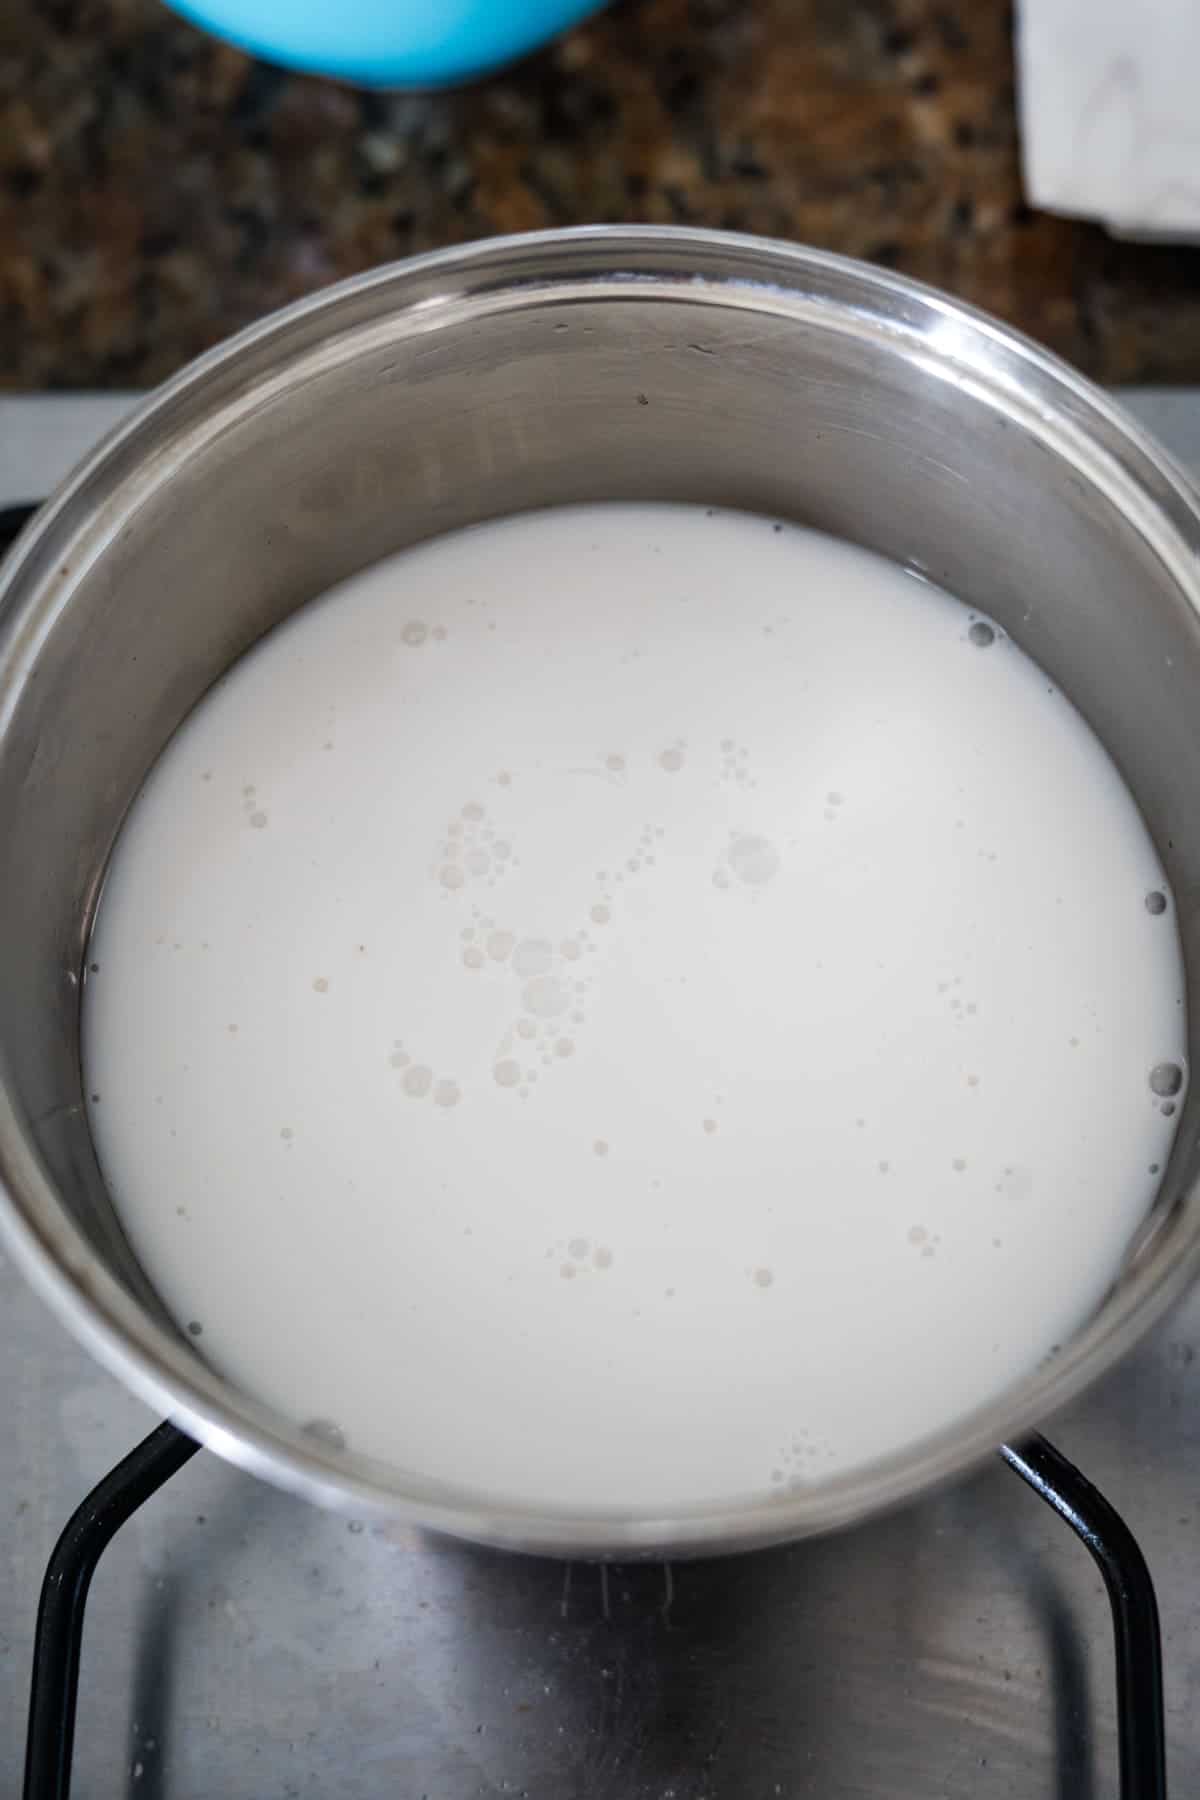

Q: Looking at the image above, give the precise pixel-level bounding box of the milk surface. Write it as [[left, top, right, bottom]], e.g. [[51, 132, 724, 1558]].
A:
[[82, 504, 1187, 1512]]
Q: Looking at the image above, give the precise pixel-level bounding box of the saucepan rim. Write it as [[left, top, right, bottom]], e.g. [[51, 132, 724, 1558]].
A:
[[2, 225, 1199, 1556]]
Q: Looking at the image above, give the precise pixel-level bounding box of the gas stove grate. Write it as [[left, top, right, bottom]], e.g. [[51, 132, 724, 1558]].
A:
[[1001, 1437, 1166, 1798], [23, 1424, 199, 1800], [19, 1423, 1167, 1800], [1, 503, 1168, 1800]]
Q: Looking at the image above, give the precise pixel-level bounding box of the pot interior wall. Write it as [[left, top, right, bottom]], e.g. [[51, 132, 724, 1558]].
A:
[[3, 277, 1199, 1381]]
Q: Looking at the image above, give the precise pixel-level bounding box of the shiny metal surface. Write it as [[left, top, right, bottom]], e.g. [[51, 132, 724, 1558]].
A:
[[3, 231, 1200, 1554], [2, 388, 1200, 1800]]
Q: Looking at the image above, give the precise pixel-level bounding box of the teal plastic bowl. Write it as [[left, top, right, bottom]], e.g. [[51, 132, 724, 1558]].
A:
[[163, 0, 607, 87]]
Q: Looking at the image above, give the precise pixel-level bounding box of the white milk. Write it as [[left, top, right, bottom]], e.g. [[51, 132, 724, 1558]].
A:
[[82, 504, 1187, 1512]]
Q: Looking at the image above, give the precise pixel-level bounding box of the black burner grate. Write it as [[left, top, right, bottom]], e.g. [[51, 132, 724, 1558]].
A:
[[1002, 1437, 1167, 1799], [23, 1425, 199, 1800], [1, 502, 1168, 1800], [19, 1424, 1167, 1800]]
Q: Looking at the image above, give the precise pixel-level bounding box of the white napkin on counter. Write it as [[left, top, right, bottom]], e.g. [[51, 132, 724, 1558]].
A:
[[1016, 0, 1200, 241]]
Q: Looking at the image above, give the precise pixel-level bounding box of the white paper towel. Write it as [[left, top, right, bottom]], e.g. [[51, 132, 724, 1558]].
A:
[[1017, 0, 1200, 240]]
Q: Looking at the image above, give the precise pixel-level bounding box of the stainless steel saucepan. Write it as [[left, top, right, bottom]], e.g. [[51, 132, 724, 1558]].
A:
[[1, 227, 1199, 1557]]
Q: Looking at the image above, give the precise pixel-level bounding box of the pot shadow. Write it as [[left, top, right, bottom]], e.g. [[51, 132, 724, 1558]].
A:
[[120, 1460, 342, 1800], [932, 1466, 1099, 1800], [1033, 1562, 1095, 1800], [430, 1471, 1099, 1799], [121, 1466, 263, 1800], [114, 1458, 1099, 1799], [423, 1499, 972, 1799]]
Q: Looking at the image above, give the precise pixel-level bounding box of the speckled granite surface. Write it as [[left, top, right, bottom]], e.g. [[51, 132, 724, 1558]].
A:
[[2, 0, 1199, 388]]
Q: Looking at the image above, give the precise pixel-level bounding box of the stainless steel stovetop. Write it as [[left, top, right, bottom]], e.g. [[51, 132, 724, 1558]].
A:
[[3, 390, 1200, 1800]]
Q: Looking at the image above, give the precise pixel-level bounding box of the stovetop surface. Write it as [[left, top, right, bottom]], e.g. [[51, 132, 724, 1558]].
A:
[[2, 390, 1200, 1800]]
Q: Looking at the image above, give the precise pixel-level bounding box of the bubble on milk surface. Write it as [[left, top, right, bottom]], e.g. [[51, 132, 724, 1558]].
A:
[[302, 1419, 346, 1452], [1150, 1062, 1184, 1098], [513, 939, 553, 978], [727, 834, 780, 886], [523, 975, 569, 1018]]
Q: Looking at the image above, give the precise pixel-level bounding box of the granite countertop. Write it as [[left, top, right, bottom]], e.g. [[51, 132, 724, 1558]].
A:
[[2, 0, 1199, 389]]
